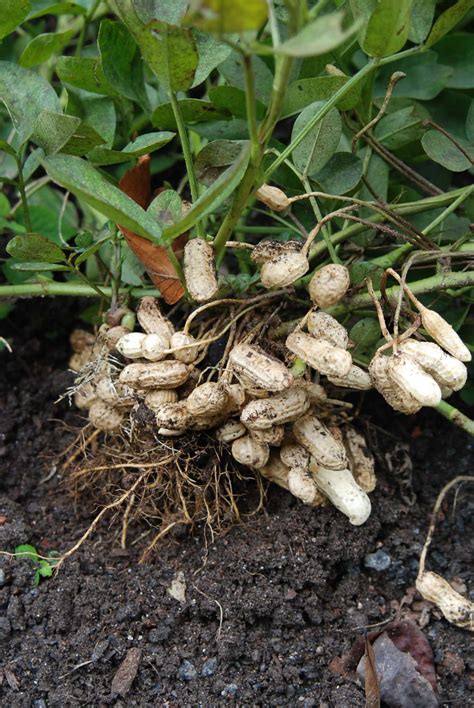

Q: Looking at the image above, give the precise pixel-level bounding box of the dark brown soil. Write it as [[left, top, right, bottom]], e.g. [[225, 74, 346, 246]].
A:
[[0, 301, 472, 707]]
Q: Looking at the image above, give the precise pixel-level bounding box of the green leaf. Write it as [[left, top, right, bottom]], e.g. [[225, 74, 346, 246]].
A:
[[66, 92, 116, 148], [10, 261, 71, 272], [19, 29, 74, 68], [219, 52, 273, 104], [192, 30, 233, 88], [0, 138, 17, 159], [311, 152, 363, 195], [362, 0, 413, 57], [163, 144, 250, 241], [89, 131, 175, 165], [466, 101, 474, 144], [42, 155, 163, 242], [98, 20, 148, 107], [138, 20, 198, 92], [194, 139, 247, 185], [349, 318, 381, 350], [375, 52, 452, 101], [349, 261, 384, 287], [184, 0, 267, 32], [282, 76, 361, 117], [37, 561, 54, 578], [148, 189, 182, 229], [421, 130, 473, 172], [6, 233, 66, 262], [0, 0, 31, 40], [425, 0, 474, 48], [28, 1, 88, 19], [120, 245, 145, 285], [152, 99, 228, 130], [134, 0, 189, 23], [434, 33, 474, 89], [0, 62, 61, 144], [56, 56, 118, 96], [374, 106, 424, 150], [0, 193, 10, 217], [31, 111, 80, 154], [15, 544, 39, 562], [209, 86, 266, 120], [408, 0, 436, 43], [291, 101, 342, 177], [276, 11, 361, 57], [62, 123, 107, 156]]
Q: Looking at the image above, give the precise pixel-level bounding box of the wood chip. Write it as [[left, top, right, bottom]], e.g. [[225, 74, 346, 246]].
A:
[[111, 647, 141, 697]]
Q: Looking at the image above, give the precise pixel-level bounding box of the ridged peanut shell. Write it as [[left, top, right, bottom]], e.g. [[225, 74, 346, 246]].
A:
[[280, 444, 309, 470], [327, 364, 372, 390], [307, 311, 349, 349], [215, 419, 247, 443], [101, 325, 132, 351], [231, 435, 270, 469], [255, 184, 290, 212], [288, 467, 326, 507], [308, 264, 350, 308], [95, 377, 135, 407], [184, 238, 218, 302], [293, 414, 347, 470], [137, 297, 174, 338], [225, 383, 246, 412], [250, 239, 302, 265], [186, 382, 229, 418], [399, 339, 467, 391], [88, 401, 123, 432], [309, 460, 371, 526], [416, 571, 474, 631], [69, 349, 93, 372], [260, 251, 309, 288], [369, 353, 422, 414], [241, 387, 309, 430], [155, 401, 194, 430], [119, 361, 190, 389], [250, 425, 285, 446], [388, 353, 441, 407], [286, 331, 352, 377], [144, 389, 178, 410], [170, 331, 199, 363], [417, 305, 471, 362], [116, 332, 147, 360], [229, 344, 293, 392]]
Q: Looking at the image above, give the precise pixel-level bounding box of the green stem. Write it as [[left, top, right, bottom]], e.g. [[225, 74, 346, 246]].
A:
[[301, 176, 339, 263], [75, 0, 101, 55], [15, 155, 32, 232], [169, 91, 204, 239], [243, 55, 260, 162], [435, 400, 474, 437], [0, 282, 160, 299]]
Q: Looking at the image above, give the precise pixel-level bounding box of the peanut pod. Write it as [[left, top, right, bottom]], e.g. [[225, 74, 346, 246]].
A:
[[309, 460, 371, 526], [229, 343, 293, 392], [293, 414, 347, 470], [286, 332, 352, 378], [241, 387, 310, 430], [308, 264, 350, 309], [119, 361, 190, 389], [307, 311, 349, 349], [231, 434, 270, 469], [183, 238, 218, 302]]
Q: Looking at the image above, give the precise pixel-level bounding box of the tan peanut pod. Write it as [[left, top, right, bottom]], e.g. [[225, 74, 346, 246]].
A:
[[250, 425, 285, 446], [369, 352, 422, 415], [399, 339, 467, 391], [119, 361, 190, 389], [231, 435, 270, 469], [255, 184, 290, 212], [286, 331, 352, 377], [190, 410, 230, 431], [327, 364, 372, 390], [415, 304, 471, 362], [307, 311, 349, 349], [280, 443, 309, 470], [95, 377, 135, 407], [259, 453, 290, 489], [88, 401, 123, 432], [287, 467, 326, 507], [186, 382, 229, 418], [308, 264, 350, 308], [144, 389, 178, 410], [116, 332, 147, 359], [416, 571, 474, 631], [309, 460, 371, 525], [260, 251, 309, 288], [183, 238, 218, 302], [388, 353, 441, 407], [69, 349, 93, 372], [293, 414, 347, 470], [305, 382, 328, 404], [225, 383, 247, 412], [70, 329, 95, 353], [241, 387, 310, 430], [155, 401, 194, 431], [74, 383, 98, 410], [235, 372, 270, 399], [170, 331, 199, 364], [101, 325, 133, 351], [158, 427, 187, 437], [137, 297, 174, 338], [229, 343, 293, 392], [250, 239, 303, 265], [343, 427, 376, 493], [141, 332, 170, 362], [215, 419, 247, 443]]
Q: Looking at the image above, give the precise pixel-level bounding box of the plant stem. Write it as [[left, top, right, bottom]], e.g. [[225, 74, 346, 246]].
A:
[[75, 0, 101, 55], [301, 176, 339, 263], [0, 282, 160, 299], [169, 91, 205, 239], [435, 400, 474, 437], [243, 55, 260, 162], [15, 155, 32, 232]]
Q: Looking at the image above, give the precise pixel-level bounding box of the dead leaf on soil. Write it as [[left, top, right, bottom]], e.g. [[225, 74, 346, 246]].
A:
[[167, 570, 186, 603], [364, 636, 380, 708], [118, 155, 185, 305], [111, 647, 142, 697]]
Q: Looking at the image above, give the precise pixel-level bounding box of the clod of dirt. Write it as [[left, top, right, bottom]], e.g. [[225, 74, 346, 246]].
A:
[[357, 633, 438, 707]]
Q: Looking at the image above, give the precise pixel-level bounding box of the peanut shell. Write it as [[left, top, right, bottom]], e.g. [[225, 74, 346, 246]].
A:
[[286, 331, 352, 377], [369, 352, 422, 415], [255, 184, 290, 212], [184, 238, 218, 302], [215, 419, 247, 443], [144, 389, 178, 410], [119, 361, 190, 389], [250, 425, 285, 446], [241, 387, 309, 430], [309, 461, 371, 526], [260, 251, 309, 288], [88, 401, 123, 432], [417, 305, 471, 362], [230, 343, 293, 392], [137, 297, 174, 338], [343, 427, 376, 493], [388, 353, 441, 407], [293, 414, 347, 470], [399, 339, 467, 391], [307, 311, 349, 349], [231, 435, 270, 469], [327, 364, 372, 390], [416, 571, 474, 631], [155, 401, 193, 431], [288, 467, 326, 506], [308, 264, 350, 308], [186, 382, 229, 418], [170, 331, 199, 364], [116, 332, 147, 360]]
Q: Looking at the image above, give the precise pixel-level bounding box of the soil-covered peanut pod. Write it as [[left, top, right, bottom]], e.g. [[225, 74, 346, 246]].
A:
[[231, 434, 270, 469], [225, 383, 247, 412], [305, 382, 328, 404], [327, 364, 372, 390], [280, 443, 309, 470], [260, 251, 309, 288], [144, 389, 179, 410], [74, 382, 98, 410], [70, 328, 96, 354], [137, 296, 174, 338], [343, 427, 376, 493], [255, 184, 290, 212], [294, 414, 347, 470], [288, 467, 326, 506], [388, 353, 441, 407], [250, 239, 302, 265], [308, 264, 350, 309], [369, 352, 422, 415], [119, 361, 190, 389], [116, 332, 147, 359], [155, 401, 194, 431], [416, 571, 474, 631], [250, 425, 285, 446], [399, 339, 467, 391], [286, 331, 352, 377], [170, 331, 199, 364], [307, 311, 349, 349], [229, 343, 293, 392], [141, 333, 170, 362], [95, 376, 135, 407], [215, 419, 247, 443], [88, 401, 124, 432], [415, 304, 471, 362], [259, 453, 291, 489], [183, 238, 218, 302], [186, 382, 229, 418], [309, 460, 371, 525], [100, 325, 133, 351], [241, 387, 310, 430]]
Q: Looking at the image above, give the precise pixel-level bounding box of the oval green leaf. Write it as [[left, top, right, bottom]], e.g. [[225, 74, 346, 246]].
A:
[[291, 101, 342, 177], [6, 233, 65, 262]]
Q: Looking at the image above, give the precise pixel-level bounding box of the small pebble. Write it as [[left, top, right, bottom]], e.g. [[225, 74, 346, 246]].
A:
[[33, 701, 47, 708], [201, 657, 218, 677], [177, 659, 197, 682], [364, 549, 391, 571], [0, 568, 6, 586], [221, 683, 238, 697]]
